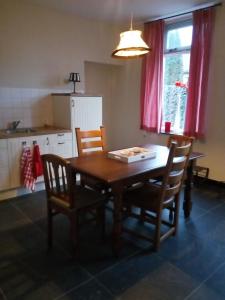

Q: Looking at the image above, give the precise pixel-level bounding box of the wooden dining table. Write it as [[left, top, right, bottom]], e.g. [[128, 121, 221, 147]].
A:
[[69, 144, 204, 255]]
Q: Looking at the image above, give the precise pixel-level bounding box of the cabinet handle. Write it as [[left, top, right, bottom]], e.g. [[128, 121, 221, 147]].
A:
[[46, 137, 49, 145], [72, 99, 74, 107], [58, 142, 65, 145], [57, 133, 64, 136]]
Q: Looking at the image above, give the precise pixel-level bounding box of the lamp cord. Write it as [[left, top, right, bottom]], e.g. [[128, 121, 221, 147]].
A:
[[130, 13, 133, 30]]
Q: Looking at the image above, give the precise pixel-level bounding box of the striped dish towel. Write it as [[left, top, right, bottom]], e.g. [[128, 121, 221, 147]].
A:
[[20, 146, 36, 191]]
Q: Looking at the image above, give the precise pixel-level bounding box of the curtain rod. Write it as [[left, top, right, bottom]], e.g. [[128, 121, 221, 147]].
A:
[[145, 1, 222, 23]]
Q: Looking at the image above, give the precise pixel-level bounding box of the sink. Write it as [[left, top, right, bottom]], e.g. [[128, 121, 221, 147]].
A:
[[5, 128, 36, 134]]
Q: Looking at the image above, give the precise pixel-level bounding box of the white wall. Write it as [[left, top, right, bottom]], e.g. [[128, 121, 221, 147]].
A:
[[0, 0, 122, 129], [84, 61, 124, 149], [0, 0, 121, 90]]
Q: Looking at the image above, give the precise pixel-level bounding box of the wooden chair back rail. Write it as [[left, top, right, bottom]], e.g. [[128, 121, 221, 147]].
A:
[[81, 140, 104, 150], [75, 126, 106, 156], [167, 170, 184, 185], [174, 143, 192, 156], [167, 134, 195, 148], [164, 184, 181, 200], [161, 141, 191, 203], [79, 130, 103, 138], [171, 159, 186, 171], [42, 154, 73, 208]]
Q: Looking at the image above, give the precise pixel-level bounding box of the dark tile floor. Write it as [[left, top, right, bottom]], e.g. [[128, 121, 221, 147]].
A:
[[0, 183, 225, 300]]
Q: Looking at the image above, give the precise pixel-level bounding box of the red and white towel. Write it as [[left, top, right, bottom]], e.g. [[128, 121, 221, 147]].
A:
[[20, 147, 36, 191], [33, 144, 43, 179]]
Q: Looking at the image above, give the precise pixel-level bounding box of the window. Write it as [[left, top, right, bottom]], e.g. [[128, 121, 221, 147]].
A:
[[162, 20, 193, 133]]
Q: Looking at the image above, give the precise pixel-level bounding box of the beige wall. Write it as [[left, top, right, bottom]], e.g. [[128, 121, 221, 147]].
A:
[[0, 0, 122, 129], [0, 0, 224, 182], [0, 0, 121, 90], [84, 61, 124, 149]]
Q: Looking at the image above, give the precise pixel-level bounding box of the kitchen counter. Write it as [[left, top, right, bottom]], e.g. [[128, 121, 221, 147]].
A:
[[0, 126, 71, 139]]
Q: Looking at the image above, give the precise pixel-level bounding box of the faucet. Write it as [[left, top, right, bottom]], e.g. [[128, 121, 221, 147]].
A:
[[11, 120, 21, 130]]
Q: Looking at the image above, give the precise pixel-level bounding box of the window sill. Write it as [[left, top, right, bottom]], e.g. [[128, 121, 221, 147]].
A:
[[160, 130, 184, 135]]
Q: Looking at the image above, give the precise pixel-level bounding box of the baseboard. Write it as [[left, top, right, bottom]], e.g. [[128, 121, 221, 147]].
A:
[[0, 182, 45, 201], [194, 176, 225, 188]]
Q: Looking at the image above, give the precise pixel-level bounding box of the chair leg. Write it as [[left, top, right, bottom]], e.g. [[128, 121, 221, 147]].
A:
[[96, 206, 105, 240], [173, 195, 180, 236], [153, 212, 162, 251], [69, 215, 78, 252], [140, 208, 146, 222], [47, 206, 53, 250]]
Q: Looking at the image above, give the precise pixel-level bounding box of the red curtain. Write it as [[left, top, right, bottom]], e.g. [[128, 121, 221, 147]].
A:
[[184, 8, 215, 138], [140, 20, 164, 133]]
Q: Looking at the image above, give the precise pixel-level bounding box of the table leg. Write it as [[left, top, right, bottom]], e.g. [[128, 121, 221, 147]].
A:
[[111, 183, 123, 257], [183, 160, 194, 218]]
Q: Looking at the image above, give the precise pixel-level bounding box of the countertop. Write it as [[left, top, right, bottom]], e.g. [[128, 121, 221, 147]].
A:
[[0, 126, 72, 139]]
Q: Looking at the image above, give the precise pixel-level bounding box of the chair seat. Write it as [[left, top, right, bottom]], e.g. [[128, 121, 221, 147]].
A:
[[50, 186, 106, 211], [124, 183, 174, 212]]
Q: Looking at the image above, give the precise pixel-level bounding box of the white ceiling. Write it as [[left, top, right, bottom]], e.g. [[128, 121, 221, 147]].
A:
[[24, 0, 220, 23]]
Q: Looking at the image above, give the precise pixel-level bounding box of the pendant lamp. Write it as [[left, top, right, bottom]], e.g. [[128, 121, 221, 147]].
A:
[[112, 15, 150, 59]]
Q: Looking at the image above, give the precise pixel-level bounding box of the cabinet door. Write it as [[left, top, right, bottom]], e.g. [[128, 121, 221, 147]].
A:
[[72, 96, 102, 156], [49, 133, 72, 158], [0, 139, 10, 191], [35, 135, 51, 155], [8, 137, 33, 189], [73, 97, 102, 130], [54, 140, 72, 158]]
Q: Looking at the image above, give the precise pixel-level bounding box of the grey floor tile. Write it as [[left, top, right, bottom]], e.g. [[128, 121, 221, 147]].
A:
[[191, 188, 225, 211], [58, 279, 114, 300], [186, 284, 225, 300], [203, 263, 225, 298], [167, 236, 225, 281], [1, 184, 225, 300], [0, 202, 30, 232], [97, 251, 164, 296], [0, 222, 47, 261], [210, 202, 225, 220], [12, 191, 47, 222], [0, 260, 51, 300], [186, 211, 225, 247], [117, 262, 199, 300], [19, 248, 90, 287]]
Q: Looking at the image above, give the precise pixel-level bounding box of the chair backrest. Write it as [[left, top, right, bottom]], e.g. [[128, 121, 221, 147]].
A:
[[42, 154, 74, 208], [167, 134, 194, 148], [160, 141, 192, 207], [75, 126, 106, 156]]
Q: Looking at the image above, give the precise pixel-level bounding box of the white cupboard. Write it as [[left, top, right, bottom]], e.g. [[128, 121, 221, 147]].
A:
[[0, 139, 10, 190], [52, 94, 102, 156], [4, 132, 72, 190]]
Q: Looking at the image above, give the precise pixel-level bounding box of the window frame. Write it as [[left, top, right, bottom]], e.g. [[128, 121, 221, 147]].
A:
[[164, 19, 193, 54], [162, 18, 193, 134]]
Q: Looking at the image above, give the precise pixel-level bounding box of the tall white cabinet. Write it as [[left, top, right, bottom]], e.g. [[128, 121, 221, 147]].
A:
[[52, 94, 102, 156]]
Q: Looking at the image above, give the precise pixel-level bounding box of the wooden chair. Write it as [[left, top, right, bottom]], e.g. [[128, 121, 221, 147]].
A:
[[75, 126, 106, 156], [75, 126, 108, 193], [123, 142, 192, 251], [42, 154, 106, 252], [167, 134, 195, 148]]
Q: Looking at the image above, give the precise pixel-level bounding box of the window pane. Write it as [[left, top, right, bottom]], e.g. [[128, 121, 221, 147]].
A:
[[162, 52, 190, 132], [166, 26, 193, 50]]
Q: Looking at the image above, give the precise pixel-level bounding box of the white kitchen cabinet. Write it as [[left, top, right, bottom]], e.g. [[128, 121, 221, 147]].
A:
[[52, 94, 102, 156], [8, 136, 34, 188], [51, 133, 73, 158], [0, 139, 10, 191], [7, 132, 72, 189]]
